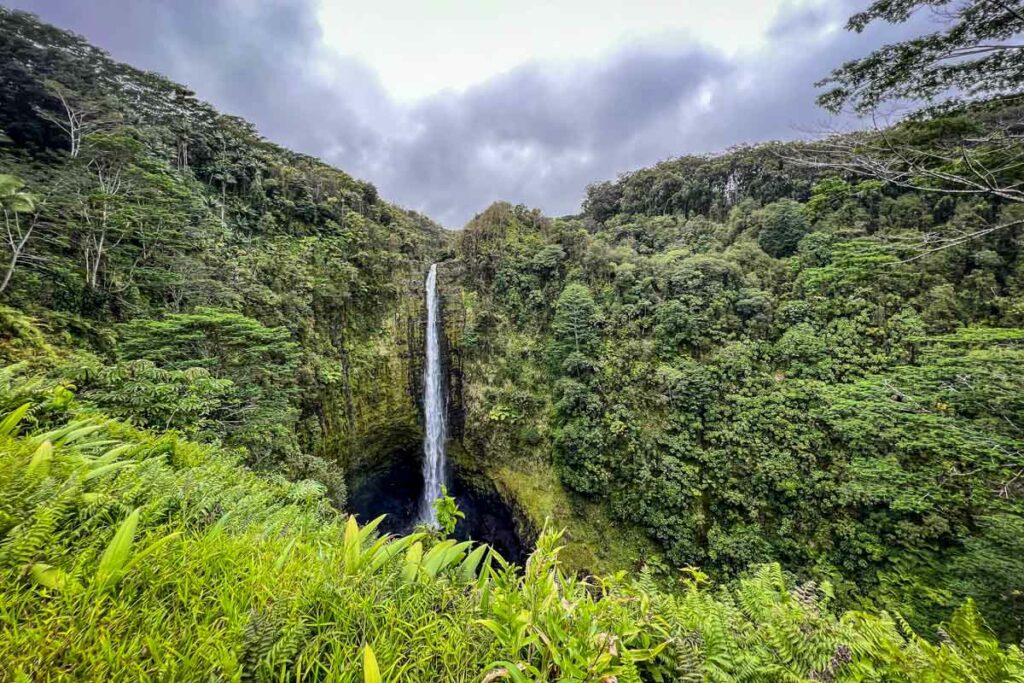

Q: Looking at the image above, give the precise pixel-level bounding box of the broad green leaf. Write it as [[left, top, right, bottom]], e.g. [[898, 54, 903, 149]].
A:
[[357, 514, 386, 544], [343, 515, 361, 575], [30, 563, 82, 593], [368, 533, 421, 573], [363, 644, 382, 683], [95, 507, 140, 591], [83, 460, 135, 482], [0, 403, 31, 437], [458, 544, 488, 583], [420, 539, 455, 579], [26, 440, 52, 477], [402, 541, 422, 584]]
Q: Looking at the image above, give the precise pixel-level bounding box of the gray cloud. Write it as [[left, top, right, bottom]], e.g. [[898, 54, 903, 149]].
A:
[[7, 0, 927, 226]]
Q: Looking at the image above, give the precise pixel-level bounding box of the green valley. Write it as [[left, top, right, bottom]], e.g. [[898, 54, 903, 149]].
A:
[[2, 2, 1024, 680]]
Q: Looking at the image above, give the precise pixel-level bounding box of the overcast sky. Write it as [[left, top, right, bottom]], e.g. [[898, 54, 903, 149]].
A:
[[7, 0, 927, 226]]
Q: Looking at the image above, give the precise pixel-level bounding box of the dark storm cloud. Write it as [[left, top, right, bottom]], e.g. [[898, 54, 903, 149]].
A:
[[6, 0, 393, 173], [7, 0, 928, 226], [384, 47, 729, 224]]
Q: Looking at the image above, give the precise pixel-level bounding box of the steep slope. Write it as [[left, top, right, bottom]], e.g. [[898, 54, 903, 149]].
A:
[[445, 133, 1024, 640], [0, 8, 447, 502]]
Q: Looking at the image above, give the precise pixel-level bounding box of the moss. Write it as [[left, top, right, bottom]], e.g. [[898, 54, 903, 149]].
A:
[[488, 459, 655, 576]]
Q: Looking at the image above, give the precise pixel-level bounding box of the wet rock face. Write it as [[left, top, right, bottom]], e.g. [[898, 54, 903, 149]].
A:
[[347, 442, 526, 564], [347, 441, 424, 535], [435, 262, 466, 441]]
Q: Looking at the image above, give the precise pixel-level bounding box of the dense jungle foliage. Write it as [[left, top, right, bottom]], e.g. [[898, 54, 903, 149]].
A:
[[0, 8, 443, 506], [3, 2, 1024, 679], [1, 335, 1022, 681], [452, 134, 1024, 642]]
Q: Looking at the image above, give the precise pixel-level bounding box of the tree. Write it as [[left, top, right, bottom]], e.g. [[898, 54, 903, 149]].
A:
[[36, 79, 120, 158], [74, 132, 144, 289], [76, 359, 232, 434], [550, 283, 601, 363], [582, 180, 624, 222], [758, 199, 811, 258], [118, 308, 301, 469], [0, 174, 36, 293], [817, 1, 1024, 115], [806, 1, 1024, 254]]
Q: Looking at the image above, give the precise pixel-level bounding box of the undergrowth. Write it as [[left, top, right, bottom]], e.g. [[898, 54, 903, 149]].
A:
[[0, 376, 1021, 681]]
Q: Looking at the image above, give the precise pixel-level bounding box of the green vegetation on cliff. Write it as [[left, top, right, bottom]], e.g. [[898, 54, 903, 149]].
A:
[[450, 131, 1024, 640], [0, 8, 442, 503], [3, 1, 1024, 679]]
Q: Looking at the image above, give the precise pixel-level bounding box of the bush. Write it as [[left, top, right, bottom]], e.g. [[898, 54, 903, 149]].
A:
[[758, 199, 811, 257]]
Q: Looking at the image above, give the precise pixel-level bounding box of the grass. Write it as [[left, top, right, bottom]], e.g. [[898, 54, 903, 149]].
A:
[[0, 380, 1022, 681]]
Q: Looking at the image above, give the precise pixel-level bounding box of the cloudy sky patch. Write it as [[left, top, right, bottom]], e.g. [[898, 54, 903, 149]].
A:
[[8, 0, 923, 226]]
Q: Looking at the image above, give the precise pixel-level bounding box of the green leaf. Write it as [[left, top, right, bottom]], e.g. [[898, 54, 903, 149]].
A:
[[30, 563, 82, 593], [0, 403, 31, 437], [59, 424, 103, 446], [272, 536, 298, 574], [402, 541, 423, 584], [122, 531, 182, 576], [357, 514, 386, 544], [26, 440, 52, 477], [95, 443, 136, 462], [458, 544, 488, 583], [420, 539, 455, 579], [368, 533, 421, 573], [30, 420, 91, 447], [83, 460, 135, 482], [363, 644, 382, 683], [343, 515, 361, 575], [95, 507, 140, 592]]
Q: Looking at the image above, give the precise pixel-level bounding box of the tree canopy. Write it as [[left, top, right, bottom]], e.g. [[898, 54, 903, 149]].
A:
[[817, 0, 1024, 114]]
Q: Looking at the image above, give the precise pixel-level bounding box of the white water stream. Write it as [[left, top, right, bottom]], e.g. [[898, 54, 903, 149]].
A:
[[418, 263, 447, 525]]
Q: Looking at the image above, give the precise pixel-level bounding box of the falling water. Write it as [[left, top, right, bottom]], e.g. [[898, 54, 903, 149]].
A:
[[419, 263, 447, 525]]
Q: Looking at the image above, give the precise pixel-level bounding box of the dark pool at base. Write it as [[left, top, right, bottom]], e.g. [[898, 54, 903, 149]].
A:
[[347, 447, 527, 565]]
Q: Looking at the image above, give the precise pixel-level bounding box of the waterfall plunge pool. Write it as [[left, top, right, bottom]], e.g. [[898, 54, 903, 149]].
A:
[[346, 445, 528, 565], [347, 263, 528, 564]]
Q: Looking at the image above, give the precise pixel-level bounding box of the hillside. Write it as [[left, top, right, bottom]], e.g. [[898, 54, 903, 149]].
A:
[[2, 5, 1024, 681], [446, 134, 1024, 641], [0, 7, 446, 506]]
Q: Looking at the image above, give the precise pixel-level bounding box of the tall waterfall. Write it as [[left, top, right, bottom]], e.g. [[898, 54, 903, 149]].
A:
[[419, 263, 447, 525]]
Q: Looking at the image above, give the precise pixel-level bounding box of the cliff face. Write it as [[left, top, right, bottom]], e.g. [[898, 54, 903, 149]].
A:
[[435, 261, 467, 441], [329, 288, 425, 477]]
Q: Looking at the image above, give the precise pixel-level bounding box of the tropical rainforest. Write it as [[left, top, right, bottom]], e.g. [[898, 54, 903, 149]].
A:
[[2, 2, 1024, 681]]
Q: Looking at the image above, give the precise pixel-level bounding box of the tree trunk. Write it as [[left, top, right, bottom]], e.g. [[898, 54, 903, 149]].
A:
[[0, 253, 16, 293]]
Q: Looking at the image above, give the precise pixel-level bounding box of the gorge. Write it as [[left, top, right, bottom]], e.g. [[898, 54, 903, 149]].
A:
[[1, 4, 1024, 679], [346, 261, 528, 562]]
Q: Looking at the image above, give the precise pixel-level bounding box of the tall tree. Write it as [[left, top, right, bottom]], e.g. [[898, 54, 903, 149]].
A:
[[36, 80, 120, 159], [0, 174, 36, 294], [550, 283, 601, 362], [74, 132, 143, 289], [806, 0, 1024, 254]]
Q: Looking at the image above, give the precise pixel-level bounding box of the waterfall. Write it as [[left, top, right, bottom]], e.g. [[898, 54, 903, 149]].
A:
[[419, 263, 447, 525]]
